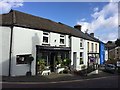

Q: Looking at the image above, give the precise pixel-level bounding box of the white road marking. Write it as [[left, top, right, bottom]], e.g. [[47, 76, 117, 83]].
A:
[[0, 75, 118, 85]]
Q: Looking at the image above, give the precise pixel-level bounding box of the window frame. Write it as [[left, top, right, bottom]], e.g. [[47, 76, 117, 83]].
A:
[[16, 54, 31, 65], [60, 34, 65, 45], [43, 32, 49, 44], [80, 52, 84, 65], [95, 44, 97, 52], [91, 43, 94, 52], [87, 42, 89, 52], [80, 38, 84, 49]]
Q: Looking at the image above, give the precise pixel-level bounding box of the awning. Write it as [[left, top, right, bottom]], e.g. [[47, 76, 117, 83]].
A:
[[36, 45, 71, 51]]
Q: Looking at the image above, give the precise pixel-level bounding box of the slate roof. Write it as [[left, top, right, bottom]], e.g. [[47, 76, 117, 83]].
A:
[[0, 10, 100, 42]]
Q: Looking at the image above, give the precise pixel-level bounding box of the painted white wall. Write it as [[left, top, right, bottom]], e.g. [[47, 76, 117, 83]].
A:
[[105, 50, 108, 61], [49, 32, 60, 47], [49, 33, 69, 47], [86, 40, 100, 65], [11, 26, 43, 76], [0, 26, 11, 76], [11, 26, 70, 76], [1, 25, 100, 76], [71, 36, 86, 71]]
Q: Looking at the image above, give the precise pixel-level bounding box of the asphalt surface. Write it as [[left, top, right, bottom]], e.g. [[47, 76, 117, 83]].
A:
[[1, 75, 119, 88], [1, 70, 119, 89]]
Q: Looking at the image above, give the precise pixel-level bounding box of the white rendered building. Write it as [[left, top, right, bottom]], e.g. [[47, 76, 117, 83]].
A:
[[0, 10, 100, 76]]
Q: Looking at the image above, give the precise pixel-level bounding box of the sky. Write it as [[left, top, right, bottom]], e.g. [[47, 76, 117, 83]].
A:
[[0, 0, 119, 43]]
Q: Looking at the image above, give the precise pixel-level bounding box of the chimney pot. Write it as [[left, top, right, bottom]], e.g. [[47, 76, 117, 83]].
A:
[[90, 33, 94, 37], [74, 25, 81, 31]]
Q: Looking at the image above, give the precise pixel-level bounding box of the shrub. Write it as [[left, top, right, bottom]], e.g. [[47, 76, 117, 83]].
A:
[[37, 59, 46, 74], [81, 65, 86, 70]]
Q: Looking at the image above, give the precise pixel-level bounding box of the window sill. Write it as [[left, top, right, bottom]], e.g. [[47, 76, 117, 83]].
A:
[[80, 47, 84, 49], [42, 43, 50, 46], [59, 44, 66, 47]]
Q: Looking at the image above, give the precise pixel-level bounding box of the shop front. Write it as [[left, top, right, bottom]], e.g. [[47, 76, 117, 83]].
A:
[[87, 52, 99, 72], [36, 45, 71, 75]]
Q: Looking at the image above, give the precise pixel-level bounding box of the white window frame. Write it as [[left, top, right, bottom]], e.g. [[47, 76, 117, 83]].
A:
[[80, 52, 84, 65], [80, 38, 84, 49], [91, 43, 94, 52], [43, 32, 49, 44], [95, 44, 97, 52], [60, 34, 65, 45]]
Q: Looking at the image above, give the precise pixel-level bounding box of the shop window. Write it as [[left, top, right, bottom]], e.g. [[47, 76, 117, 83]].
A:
[[16, 54, 31, 64], [80, 52, 83, 64], [40, 52, 49, 66], [60, 34, 65, 45], [43, 32, 49, 44]]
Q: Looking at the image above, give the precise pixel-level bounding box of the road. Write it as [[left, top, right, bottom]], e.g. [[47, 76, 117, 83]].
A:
[[1, 75, 119, 88]]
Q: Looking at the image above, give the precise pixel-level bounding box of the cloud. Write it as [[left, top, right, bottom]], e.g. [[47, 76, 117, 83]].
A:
[[80, 18, 86, 22], [93, 7, 99, 12], [77, 2, 118, 43], [0, 0, 23, 14]]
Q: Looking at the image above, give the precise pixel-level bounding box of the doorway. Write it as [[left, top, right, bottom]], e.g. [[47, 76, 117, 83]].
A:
[[50, 52, 56, 72], [73, 52, 77, 69]]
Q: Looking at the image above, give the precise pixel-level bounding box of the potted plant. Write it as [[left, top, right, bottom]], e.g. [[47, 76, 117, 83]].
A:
[[37, 58, 46, 74], [63, 58, 71, 73], [81, 65, 86, 70], [80, 65, 87, 76]]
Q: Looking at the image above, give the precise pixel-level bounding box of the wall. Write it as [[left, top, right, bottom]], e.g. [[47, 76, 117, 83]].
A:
[[105, 50, 108, 61], [109, 49, 115, 60], [11, 26, 42, 76], [71, 36, 86, 71], [86, 40, 100, 65], [11, 26, 69, 76], [115, 47, 120, 59], [0, 26, 11, 76]]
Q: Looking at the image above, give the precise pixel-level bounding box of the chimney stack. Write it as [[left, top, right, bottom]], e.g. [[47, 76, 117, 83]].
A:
[[90, 33, 94, 37], [74, 25, 81, 31]]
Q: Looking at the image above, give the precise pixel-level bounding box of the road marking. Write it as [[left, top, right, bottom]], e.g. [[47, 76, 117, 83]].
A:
[[1, 75, 118, 85]]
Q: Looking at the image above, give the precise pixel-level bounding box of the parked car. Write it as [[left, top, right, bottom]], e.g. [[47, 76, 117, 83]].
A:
[[105, 64, 116, 73]]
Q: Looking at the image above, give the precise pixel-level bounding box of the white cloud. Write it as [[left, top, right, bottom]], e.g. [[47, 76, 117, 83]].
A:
[[77, 2, 118, 43], [93, 7, 99, 12], [80, 18, 86, 22], [0, 0, 23, 14]]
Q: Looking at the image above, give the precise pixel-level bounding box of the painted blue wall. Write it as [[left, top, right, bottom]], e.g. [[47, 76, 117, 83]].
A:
[[100, 42, 105, 64]]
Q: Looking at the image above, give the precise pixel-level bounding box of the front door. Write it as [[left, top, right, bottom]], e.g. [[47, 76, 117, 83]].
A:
[[73, 52, 77, 69], [50, 52, 56, 72]]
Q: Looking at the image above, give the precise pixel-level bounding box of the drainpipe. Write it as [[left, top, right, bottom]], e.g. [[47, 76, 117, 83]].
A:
[[8, 25, 13, 76], [8, 10, 15, 76]]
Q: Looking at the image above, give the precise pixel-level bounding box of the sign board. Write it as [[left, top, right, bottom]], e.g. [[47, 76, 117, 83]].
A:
[[117, 61, 120, 67], [90, 57, 95, 62]]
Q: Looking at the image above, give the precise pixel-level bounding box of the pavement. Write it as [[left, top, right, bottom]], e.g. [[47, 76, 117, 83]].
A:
[[1, 70, 118, 83]]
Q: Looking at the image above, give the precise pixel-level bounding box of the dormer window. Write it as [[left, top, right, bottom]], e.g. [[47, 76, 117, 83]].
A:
[[43, 32, 49, 44], [60, 34, 65, 45]]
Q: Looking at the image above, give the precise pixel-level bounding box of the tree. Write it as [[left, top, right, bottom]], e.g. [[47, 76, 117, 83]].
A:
[[107, 41, 113, 44], [115, 39, 120, 46]]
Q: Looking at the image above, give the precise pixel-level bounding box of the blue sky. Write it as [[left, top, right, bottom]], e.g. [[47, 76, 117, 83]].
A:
[[0, 1, 118, 42], [13, 2, 108, 26]]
